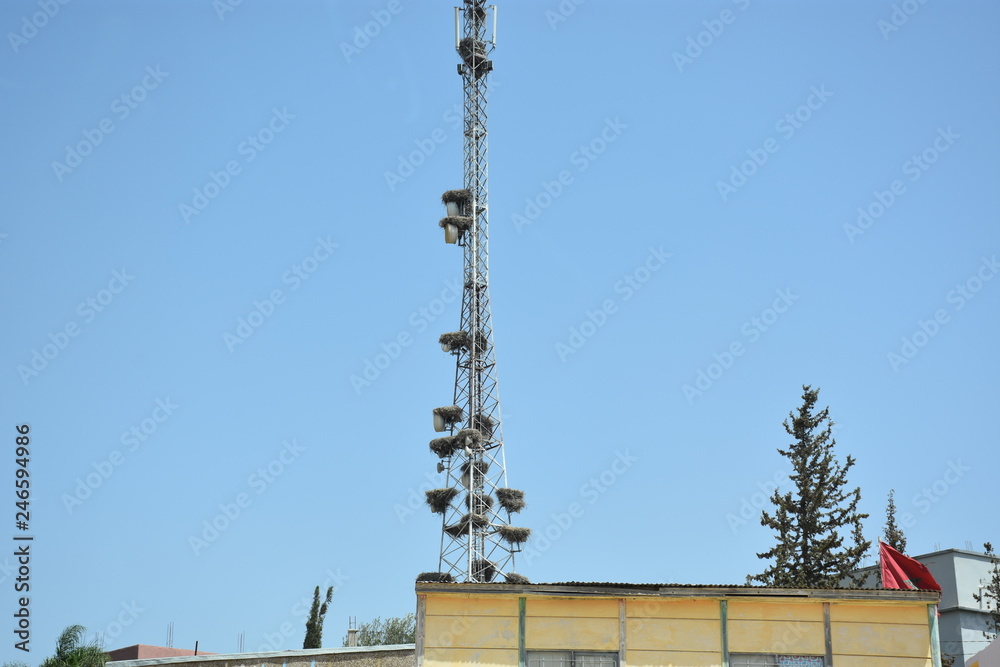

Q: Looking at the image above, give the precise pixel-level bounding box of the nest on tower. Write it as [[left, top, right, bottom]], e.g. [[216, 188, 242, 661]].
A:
[[439, 330, 488, 356], [429, 435, 460, 458], [439, 331, 470, 354], [497, 525, 531, 545], [461, 458, 490, 478], [504, 572, 531, 584], [465, 492, 494, 512], [458, 37, 487, 65], [416, 571, 455, 583], [455, 428, 485, 450], [433, 405, 464, 426], [472, 558, 497, 582], [458, 38, 492, 79], [472, 413, 495, 436], [462, 0, 488, 23], [426, 488, 459, 514], [496, 488, 526, 514], [444, 513, 490, 538], [439, 215, 472, 232], [441, 189, 472, 206]]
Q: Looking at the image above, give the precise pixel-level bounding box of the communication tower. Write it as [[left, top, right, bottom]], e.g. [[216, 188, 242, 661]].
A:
[[422, 0, 530, 584]]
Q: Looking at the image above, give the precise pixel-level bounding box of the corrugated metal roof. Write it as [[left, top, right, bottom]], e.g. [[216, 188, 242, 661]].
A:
[[545, 581, 941, 592], [414, 580, 942, 597]]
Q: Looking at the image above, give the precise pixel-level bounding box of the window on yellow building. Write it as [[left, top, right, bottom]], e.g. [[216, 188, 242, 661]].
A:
[[527, 651, 618, 667], [730, 656, 824, 667]]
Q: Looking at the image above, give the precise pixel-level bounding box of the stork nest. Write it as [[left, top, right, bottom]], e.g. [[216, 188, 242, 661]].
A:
[[416, 571, 455, 583], [455, 428, 485, 449], [472, 558, 496, 582], [496, 488, 526, 514], [458, 38, 487, 64], [426, 488, 459, 514], [504, 572, 531, 584], [429, 436, 460, 458], [439, 216, 472, 232], [444, 513, 490, 538], [439, 331, 470, 353], [441, 189, 471, 205], [465, 493, 494, 512], [472, 413, 495, 435], [433, 405, 464, 424], [461, 459, 490, 478], [497, 525, 531, 545]]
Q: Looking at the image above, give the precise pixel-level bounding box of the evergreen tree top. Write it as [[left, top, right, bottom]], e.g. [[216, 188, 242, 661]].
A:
[[750, 385, 871, 589]]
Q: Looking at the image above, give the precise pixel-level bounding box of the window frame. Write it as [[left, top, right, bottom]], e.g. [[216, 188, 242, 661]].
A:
[[729, 654, 826, 667], [526, 650, 619, 667]]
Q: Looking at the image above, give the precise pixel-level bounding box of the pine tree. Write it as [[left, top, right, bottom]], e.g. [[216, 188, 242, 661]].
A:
[[972, 542, 1000, 640], [883, 489, 907, 553], [303, 585, 333, 649], [749, 385, 871, 588]]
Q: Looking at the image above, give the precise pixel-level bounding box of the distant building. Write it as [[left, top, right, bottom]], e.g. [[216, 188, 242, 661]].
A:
[[966, 637, 1000, 667], [107, 645, 414, 667], [415, 581, 942, 667], [858, 547, 997, 666]]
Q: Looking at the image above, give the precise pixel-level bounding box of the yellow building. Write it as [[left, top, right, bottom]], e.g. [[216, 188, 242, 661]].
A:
[[415, 581, 942, 667]]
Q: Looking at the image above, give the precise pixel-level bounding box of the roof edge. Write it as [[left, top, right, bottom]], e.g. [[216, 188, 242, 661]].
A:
[[415, 581, 941, 602], [108, 644, 416, 667]]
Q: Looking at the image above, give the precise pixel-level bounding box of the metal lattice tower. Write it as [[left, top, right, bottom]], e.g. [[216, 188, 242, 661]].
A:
[[424, 1, 529, 585]]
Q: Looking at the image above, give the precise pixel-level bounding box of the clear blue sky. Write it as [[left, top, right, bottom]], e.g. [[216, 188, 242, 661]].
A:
[[2, 0, 998, 661]]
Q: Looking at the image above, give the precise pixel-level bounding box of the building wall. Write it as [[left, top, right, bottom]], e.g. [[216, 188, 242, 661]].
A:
[[422, 593, 519, 667], [827, 602, 935, 667], [916, 549, 993, 665], [627, 598, 720, 667], [416, 584, 941, 667]]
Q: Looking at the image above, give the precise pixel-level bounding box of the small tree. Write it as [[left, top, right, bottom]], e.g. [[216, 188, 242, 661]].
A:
[[344, 614, 416, 646], [883, 489, 907, 554], [749, 385, 871, 588], [972, 542, 1000, 640], [303, 585, 334, 649]]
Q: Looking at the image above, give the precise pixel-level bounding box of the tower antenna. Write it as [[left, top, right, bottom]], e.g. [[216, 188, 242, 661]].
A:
[[426, 1, 529, 584]]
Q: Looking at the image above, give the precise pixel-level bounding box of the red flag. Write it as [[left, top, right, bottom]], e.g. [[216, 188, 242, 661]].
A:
[[880, 541, 941, 591]]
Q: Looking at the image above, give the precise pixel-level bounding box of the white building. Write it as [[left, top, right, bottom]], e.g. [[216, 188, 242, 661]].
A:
[[859, 547, 997, 665]]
